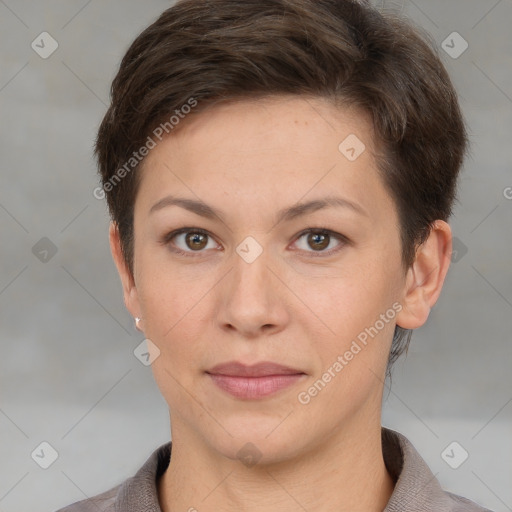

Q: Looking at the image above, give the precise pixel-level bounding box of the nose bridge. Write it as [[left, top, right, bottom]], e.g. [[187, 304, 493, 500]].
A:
[[220, 238, 285, 334], [231, 240, 273, 305]]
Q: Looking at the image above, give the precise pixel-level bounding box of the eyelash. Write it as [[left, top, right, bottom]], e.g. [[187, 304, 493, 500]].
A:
[[160, 227, 349, 258]]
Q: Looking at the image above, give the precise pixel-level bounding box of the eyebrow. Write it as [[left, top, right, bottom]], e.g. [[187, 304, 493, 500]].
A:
[[149, 194, 368, 223]]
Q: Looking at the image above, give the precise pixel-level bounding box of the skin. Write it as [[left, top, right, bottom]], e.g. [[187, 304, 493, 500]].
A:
[[109, 95, 452, 512]]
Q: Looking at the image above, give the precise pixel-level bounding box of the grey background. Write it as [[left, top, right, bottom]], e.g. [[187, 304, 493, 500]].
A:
[[0, 1, 511, 511]]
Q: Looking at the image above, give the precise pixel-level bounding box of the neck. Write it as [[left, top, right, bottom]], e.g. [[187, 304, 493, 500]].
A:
[[158, 415, 395, 512]]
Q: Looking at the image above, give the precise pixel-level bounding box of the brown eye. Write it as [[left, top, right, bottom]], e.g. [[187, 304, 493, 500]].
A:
[[163, 228, 218, 256], [293, 228, 347, 256], [307, 232, 330, 251], [185, 232, 208, 251]]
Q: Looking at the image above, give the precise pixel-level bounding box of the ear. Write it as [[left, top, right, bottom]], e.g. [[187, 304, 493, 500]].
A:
[[395, 220, 453, 330], [109, 222, 142, 322]]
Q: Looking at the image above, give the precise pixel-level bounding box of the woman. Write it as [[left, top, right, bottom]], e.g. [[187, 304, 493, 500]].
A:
[[58, 0, 493, 510]]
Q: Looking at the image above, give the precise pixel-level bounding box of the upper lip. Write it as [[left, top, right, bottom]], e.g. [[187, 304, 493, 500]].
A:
[[206, 361, 305, 377]]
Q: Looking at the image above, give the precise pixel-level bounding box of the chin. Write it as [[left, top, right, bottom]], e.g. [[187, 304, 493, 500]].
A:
[[211, 432, 301, 468], [202, 412, 310, 465]]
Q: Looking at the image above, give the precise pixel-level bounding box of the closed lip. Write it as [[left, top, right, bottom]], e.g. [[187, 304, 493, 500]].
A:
[[206, 361, 305, 377]]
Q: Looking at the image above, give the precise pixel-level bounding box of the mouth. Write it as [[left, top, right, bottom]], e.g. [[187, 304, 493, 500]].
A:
[[205, 361, 306, 400]]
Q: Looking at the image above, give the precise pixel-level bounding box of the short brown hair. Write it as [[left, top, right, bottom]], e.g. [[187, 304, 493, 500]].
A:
[[95, 0, 468, 374]]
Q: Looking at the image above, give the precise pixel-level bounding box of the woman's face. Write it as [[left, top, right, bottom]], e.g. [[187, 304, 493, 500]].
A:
[[120, 96, 410, 462]]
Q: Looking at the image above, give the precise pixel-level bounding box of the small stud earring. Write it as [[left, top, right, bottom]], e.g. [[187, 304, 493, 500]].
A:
[[135, 317, 142, 331]]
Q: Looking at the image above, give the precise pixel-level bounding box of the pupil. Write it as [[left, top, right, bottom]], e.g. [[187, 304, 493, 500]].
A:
[[188, 233, 206, 250], [310, 233, 328, 250]]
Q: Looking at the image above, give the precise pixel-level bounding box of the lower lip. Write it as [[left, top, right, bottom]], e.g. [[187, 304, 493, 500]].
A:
[[207, 373, 305, 399]]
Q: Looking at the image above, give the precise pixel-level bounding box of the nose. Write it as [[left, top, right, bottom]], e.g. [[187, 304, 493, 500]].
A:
[[218, 247, 289, 338]]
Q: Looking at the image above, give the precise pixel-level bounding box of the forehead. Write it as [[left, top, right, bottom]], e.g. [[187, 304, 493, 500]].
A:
[[136, 95, 393, 225], [158, 95, 376, 160]]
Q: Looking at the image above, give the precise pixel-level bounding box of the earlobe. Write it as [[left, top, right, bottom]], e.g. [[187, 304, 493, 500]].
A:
[[108, 222, 142, 320], [395, 220, 453, 330]]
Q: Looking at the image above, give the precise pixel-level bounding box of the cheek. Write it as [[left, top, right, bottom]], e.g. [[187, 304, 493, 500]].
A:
[[292, 257, 400, 393], [295, 275, 397, 418], [134, 237, 210, 327], [134, 257, 222, 384], [139, 275, 208, 348], [294, 255, 397, 333], [137, 271, 209, 408]]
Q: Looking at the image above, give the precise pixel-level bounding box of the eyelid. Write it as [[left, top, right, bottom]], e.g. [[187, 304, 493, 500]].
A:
[[161, 227, 349, 257], [159, 228, 220, 256], [291, 228, 348, 256]]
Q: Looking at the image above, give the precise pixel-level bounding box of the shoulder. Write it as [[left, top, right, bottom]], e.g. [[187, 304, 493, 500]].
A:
[[55, 441, 171, 512], [382, 427, 494, 512], [54, 484, 120, 512], [445, 491, 495, 512]]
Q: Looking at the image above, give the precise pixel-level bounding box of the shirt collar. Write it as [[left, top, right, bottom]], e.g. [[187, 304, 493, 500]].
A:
[[382, 427, 454, 511], [114, 427, 467, 512]]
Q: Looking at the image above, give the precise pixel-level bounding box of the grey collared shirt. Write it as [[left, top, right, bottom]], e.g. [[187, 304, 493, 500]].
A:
[[56, 427, 493, 512]]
